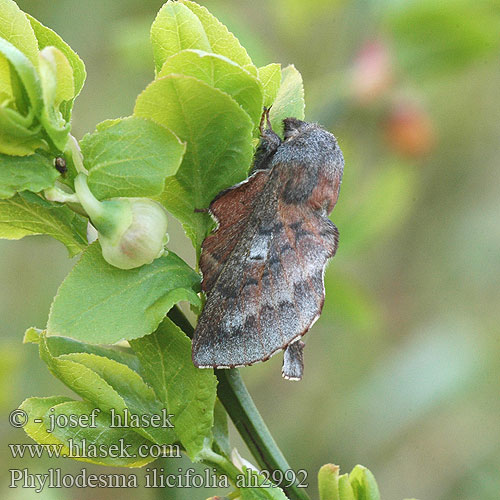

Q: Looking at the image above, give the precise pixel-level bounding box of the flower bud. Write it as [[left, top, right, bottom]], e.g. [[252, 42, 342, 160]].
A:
[[318, 463, 340, 500], [74, 173, 168, 269], [348, 465, 380, 500]]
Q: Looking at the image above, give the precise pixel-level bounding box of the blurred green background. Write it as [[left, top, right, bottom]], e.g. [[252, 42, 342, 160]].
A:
[[2, 1, 500, 499]]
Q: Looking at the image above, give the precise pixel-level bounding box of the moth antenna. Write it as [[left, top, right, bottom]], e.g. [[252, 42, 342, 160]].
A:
[[265, 106, 273, 131], [259, 106, 274, 136]]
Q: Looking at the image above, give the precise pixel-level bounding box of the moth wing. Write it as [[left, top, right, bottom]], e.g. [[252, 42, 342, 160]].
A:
[[192, 187, 338, 368], [200, 169, 270, 294]]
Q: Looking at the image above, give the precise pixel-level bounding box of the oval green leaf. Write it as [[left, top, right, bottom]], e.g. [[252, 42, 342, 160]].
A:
[[82, 116, 186, 199], [0, 151, 59, 199], [131, 317, 217, 461], [159, 49, 263, 126], [150, 1, 211, 73], [0, 191, 87, 257], [180, 0, 255, 74], [47, 243, 201, 343], [269, 64, 305, 136], [134, 74, 254, 250], [0, 0, 39, 67]]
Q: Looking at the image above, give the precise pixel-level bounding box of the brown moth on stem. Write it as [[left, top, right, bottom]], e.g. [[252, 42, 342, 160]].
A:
[[192, 109, 344, 380]]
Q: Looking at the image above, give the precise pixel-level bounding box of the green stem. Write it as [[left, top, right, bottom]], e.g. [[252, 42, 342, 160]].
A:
[[198, 444, 241, 482], [73, 173, 106, 221], [44, 185, 80, 204], [65, 134, 87, 174], [216, 369, 310, 500], [168, 306, 311, 500]]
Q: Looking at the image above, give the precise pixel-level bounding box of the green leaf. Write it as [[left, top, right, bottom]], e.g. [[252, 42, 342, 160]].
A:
[[338, 474, 355, 500], [0, 0, 39, 68], [23, 326, 42, 344], [47, 243, 201, 343], [0, 191, 87, 256], [0, 107, 44, 155], [180, 0, 256, 74], [130, 317, 217, 461], [81, 116, 186, 199], [258, 63, 282, 108], [37, 46, 72, 150], [348, 465, 380, 500], [269, 65, 305, 136], [212, 399, 231, 458], [150, 1, 211, 73], [0, 37, 45, 155], [238, 468, 289, 500], [39, 46, 74, 107], [27, 13, 86, 98], [0, 54, 12, 99], [20, 395, 74, 444], [25, 329, 141, 372], [134, 74, 254, 250], [0, 151, 59, 199], [318, 464, 340, 500], [39, 333, 176, 446], [20, 397, 156, 467], [0, 38, 43, 119], [158, 50, 263, 127]]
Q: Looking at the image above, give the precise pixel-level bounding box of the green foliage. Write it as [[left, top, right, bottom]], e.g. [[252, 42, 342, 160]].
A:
[[38, 332, 176, 445], [258, 63, 282, 108], [239, 469, 289, 499], [349, 466, 380, 500], [24, 327, 141, 371], [22, 326, 220, 466], [150, 1, 211, 73], [318, 464, 380, 500], [180, 0, 256, 73], [269, 65, 305, 135], [26, 14, 86, 98], [81, 116, 186, 199], [0, 0, 86, 156], [0, 0, 39, 67], [135, 74, 255, 250], [130, 317, 217, 460], [47, 243, 201, 343], [0, 36, 45, 155], [20, 396, 157, 467], [158, 49, 264, 127], [0, 191, 87, 256], [0, 152, 59, 199]]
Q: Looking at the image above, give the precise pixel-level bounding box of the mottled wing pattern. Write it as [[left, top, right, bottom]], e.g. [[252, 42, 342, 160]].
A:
[[200, 169, 270, 294], [192, 166, 338, 368]]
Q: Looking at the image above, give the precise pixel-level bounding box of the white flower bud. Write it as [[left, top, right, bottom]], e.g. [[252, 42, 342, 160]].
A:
[[74, 173, 168, 269]]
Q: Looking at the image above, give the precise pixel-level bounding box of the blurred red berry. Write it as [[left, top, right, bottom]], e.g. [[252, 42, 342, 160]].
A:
[[384, 100, 435, 158]]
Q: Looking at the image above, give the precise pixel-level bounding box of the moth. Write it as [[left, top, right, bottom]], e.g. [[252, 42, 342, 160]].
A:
[[192, 109, 344, 380]]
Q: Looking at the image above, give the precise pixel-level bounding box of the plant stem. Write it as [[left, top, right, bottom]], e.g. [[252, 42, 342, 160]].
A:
[[65, 134, 87, 174], [168, 306, 310, 500], [216, 369, 310, 500]]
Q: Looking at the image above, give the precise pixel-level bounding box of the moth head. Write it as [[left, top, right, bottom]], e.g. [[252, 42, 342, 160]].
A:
[[283, 117, 315, 141]]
